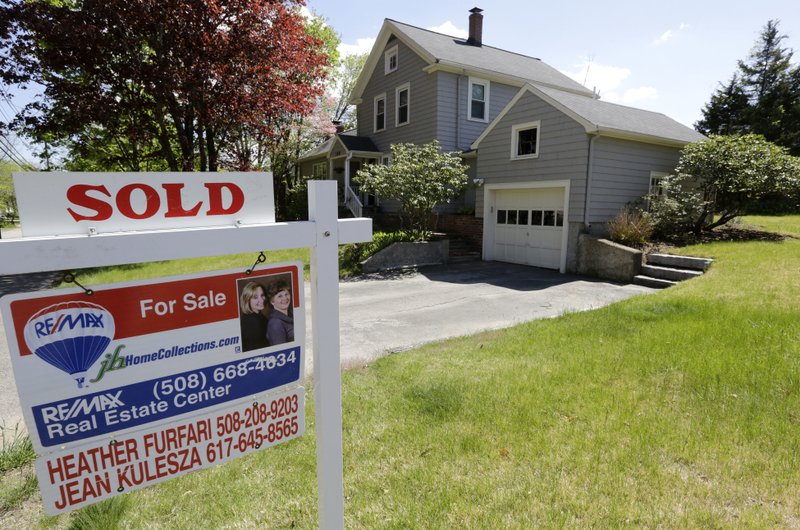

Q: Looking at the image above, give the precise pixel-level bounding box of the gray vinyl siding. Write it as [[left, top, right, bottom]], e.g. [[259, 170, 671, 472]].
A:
[[588, 137, 681, 223], [475, 91, 589, 222], [435, 73, 519, 151], [356, 37, 436, 152]]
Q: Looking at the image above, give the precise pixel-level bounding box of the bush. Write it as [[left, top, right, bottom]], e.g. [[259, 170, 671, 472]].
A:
[[339, 229, 424, 275], [607, 208, 653, 247]]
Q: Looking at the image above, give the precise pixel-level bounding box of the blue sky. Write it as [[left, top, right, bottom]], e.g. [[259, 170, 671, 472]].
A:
[[306, 0, 800, 129]]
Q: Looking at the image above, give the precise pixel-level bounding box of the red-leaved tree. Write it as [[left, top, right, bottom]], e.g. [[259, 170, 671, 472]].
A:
[[0, 0, 329, 176]]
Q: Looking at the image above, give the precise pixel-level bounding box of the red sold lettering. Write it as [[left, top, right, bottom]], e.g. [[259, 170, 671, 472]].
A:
[[116, 183, 160, 219], [204, 183, 244, 216], [64, 182, 246, 222], [66, 184, 113, 221], [163, 183, 202, 217]]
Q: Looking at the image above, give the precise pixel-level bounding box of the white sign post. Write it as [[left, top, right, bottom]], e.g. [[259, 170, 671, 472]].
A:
[[0, 177, 368, 530]]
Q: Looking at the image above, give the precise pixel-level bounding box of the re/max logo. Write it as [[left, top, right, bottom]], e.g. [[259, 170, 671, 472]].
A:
[[33, 312, 106, 338]]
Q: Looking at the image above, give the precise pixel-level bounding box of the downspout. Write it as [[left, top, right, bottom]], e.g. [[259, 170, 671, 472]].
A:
[[583, 132, 600, 231], [456, 73, 461, 149]]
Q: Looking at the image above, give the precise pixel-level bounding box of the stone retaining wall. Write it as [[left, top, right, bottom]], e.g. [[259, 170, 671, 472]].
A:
[[577, 234, 642, 282]]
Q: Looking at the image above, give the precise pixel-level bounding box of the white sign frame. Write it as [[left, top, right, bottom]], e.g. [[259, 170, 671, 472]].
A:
[[0, 181, 367, 530]]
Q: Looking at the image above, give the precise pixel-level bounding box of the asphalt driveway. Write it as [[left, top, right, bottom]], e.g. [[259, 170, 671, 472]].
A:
[[0, 260, 653, 427]]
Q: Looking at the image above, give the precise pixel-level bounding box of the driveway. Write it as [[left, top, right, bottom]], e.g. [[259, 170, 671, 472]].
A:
[[0, 260, 653, 427]]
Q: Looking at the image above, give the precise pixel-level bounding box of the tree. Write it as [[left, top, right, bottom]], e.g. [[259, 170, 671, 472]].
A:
[[649, 135, 800, 235], [695, 75, 750, 136], [355, 140, 468, 234], [0, 0, 330, 172], [330, 52, 367, 130], [696, 20, 800, 155]]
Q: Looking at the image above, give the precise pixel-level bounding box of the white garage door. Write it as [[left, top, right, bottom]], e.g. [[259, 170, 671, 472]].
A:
[[493, 188, 564, 269]]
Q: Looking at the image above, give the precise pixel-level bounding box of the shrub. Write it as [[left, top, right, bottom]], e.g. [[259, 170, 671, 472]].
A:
[[607, 208, 653, 247]]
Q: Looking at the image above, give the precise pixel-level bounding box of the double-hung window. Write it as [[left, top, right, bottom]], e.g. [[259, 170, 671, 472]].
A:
[[468, 77, 489, 122], [396, 83, 410, 126], [374, 94, 386, 132], [511, 121, 541, 160]]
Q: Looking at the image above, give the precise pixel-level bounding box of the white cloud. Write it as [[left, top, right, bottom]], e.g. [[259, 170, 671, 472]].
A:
[[653, 23, 690, 45], [623, 86, 659, 104], [426, 21, 468, 39], [562, 61, 631, 96], [339, 38, 376, 57], [653, 30, 674, 45]]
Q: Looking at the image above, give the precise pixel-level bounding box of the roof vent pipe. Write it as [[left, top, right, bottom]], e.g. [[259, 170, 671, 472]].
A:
[[467, 7, 483, 47]]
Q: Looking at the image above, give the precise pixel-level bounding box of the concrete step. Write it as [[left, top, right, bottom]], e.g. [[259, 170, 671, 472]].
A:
[[647, 253, 713, 271], [633, 275, 678, 289], [641, 264, 704, 282], [448, 253, 481, 263]]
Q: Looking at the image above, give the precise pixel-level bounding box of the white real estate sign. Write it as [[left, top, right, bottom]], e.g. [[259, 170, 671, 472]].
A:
[[2, 264, 306, 514], [13, 171, 275, 237]]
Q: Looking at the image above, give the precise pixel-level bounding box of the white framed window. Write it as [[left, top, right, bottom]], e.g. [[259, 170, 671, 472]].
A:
[[647, 171, 668, 209], [374, 93, 386, 132], [468, 77, 489, 122], [384, 45, 398, 74], [396, 83, 410, 127], [381, 155, 391, 166], [511, 120, 541, 160], [312, 162, 327, 179]]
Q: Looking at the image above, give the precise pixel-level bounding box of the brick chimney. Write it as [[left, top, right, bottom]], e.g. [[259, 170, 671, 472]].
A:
[[467, 7, 483, 47]]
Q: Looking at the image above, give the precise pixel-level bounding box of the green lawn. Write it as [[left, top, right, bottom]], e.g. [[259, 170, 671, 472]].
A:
[[4, 216, 800, 528], [63, 248, 310, 286]]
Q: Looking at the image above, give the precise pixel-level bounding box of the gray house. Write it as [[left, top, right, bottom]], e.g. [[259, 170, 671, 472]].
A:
[[299, 8, 704, 273]]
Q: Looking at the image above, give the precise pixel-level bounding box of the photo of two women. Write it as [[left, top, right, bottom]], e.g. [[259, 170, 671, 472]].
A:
[[237, 273, 295, 353]]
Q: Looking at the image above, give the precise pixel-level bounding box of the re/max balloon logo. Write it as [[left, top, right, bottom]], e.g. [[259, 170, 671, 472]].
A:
[[23, 302, 116, 389]]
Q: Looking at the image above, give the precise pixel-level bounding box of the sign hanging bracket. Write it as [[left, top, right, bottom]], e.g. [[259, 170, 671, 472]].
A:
[[245, 251, 267, 275], [62, 271, 94, 296]]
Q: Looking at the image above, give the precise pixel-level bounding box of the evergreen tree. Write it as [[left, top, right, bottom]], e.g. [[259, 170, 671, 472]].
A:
[[696, 20, 800, 155], [695, 75, 750, 136]]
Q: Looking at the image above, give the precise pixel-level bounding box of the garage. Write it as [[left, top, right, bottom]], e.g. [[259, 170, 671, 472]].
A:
[[491, 187, 565, 270]]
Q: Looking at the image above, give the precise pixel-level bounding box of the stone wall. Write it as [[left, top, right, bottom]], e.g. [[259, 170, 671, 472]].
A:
[[360, 240, 450, 273], [577, 234, 642, 282]]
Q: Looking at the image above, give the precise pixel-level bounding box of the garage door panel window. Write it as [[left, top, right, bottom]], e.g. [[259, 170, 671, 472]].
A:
[[497, 209, 507, 224], [529, 209, 564, 228]]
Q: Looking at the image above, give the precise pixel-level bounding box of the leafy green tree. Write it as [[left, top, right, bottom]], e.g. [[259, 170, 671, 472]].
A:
[[696, 20, 800, 155], [0, 161, 20, 221], [355, 140, 468, 235], [650, 134, 800, 235]]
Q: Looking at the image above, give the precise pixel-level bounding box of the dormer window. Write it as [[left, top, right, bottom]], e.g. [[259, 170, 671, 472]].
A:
[[468, 77, 489, 122], [384, 45, 398, 74]]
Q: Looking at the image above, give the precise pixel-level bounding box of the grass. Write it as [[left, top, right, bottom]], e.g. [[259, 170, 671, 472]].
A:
[[5, 215, 800, 527], [63, 248, 310, 286]]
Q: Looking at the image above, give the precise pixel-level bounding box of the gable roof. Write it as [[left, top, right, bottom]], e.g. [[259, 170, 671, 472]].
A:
[[472, 84, 706, 149], [298, 131, 380, 162], [350, 19, 594, 104]]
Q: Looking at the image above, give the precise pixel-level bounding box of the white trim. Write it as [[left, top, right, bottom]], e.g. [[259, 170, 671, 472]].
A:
[[384, 45, 398, 75], [395, 82, 410, 127], [373, 93, 386, 133], [511, 120, 541, 160], [467, 77, 490, 123], [482, 180, 571, 273]]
